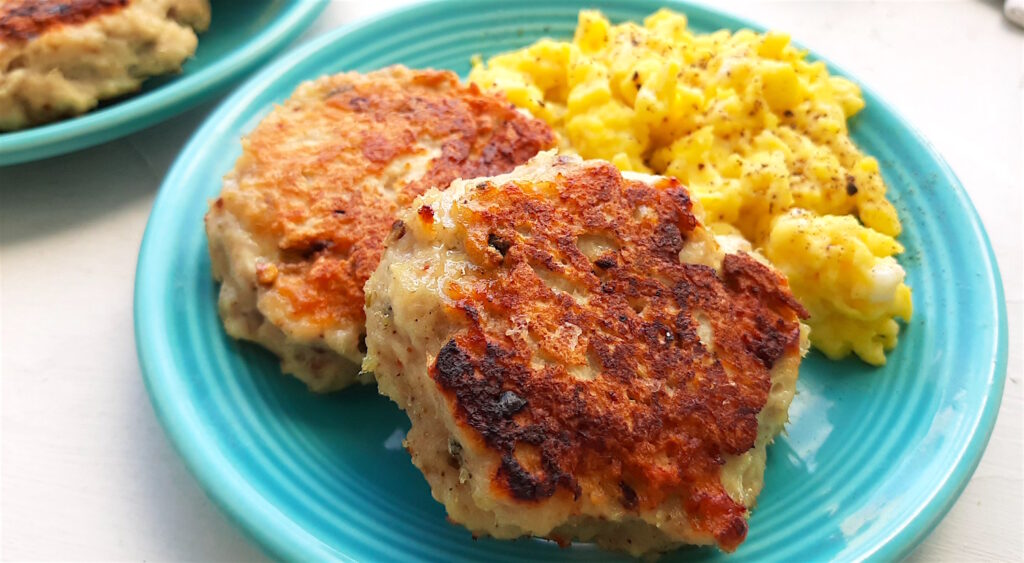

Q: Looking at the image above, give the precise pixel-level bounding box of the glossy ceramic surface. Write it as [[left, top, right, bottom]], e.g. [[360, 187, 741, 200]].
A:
[[135, 1, 1008, 561], [0, 0, 326, 166]]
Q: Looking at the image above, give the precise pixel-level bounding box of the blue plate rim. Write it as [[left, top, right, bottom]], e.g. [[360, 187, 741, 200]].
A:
[[134, 1, 1009, 561], [0, 0, 328, 166]]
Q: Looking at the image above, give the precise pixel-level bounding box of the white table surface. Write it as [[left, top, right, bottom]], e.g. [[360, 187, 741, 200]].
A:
[[1, 0, 1021, 560]]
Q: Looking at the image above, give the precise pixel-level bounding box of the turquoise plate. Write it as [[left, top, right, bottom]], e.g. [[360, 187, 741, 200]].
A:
[[0, 0, 326, 166], [134, 1, 1008, 561]]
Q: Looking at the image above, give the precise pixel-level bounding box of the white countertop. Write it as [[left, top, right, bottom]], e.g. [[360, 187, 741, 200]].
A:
[[1, 0, 1021, 560]]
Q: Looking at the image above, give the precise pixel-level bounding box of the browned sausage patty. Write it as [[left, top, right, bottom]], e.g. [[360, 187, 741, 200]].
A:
[[0, 0, 210, 130], [0, 0, 129, 41], [364, 151, 808, 556], [206, 66, 555, 392]]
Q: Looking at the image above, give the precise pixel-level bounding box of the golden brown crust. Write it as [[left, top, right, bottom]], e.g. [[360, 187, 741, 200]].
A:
[[0, 0, 129, 42], [424, 161, 807, 551], [215, 67, 554, 338]]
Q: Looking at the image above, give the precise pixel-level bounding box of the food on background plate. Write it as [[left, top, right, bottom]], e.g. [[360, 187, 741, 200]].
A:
[[469, 9, 912, 365], [0, 0, 211, 131], [364, 151, 809, 555], [206, 66, 554, 392]]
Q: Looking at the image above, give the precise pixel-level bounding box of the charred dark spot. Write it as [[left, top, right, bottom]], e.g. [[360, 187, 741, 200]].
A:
[[665, 186, 698, 233], [499, 454, 555, 500], [433, 338, 580, 502], [488, 233, 512, 257], [496, 390, 528, 417], [461, 304, 481, 323], [434, 340, 474, 389], [721, 254, 808, 319], [654, 222, 683, 258], [594, 256, 617, 269], [746, 314, 792, 368], [332, 208, 346, 215], [620, 481, 638, 509], [783, 109, 794, 118]]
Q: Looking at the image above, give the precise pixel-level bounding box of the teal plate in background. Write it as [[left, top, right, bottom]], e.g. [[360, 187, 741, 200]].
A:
[[0, 0, 326, 166], [134, 1, 1008, 561]]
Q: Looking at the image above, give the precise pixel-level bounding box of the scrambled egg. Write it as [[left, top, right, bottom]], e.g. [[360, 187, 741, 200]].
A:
[[765, 210, 912, 364], [469, 9, 913, 364]]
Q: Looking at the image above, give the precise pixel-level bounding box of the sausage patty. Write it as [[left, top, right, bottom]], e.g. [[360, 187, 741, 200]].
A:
[[0, 0, 210, 130], [206, 66, 555, 391], [363, 151, 809, 556]]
